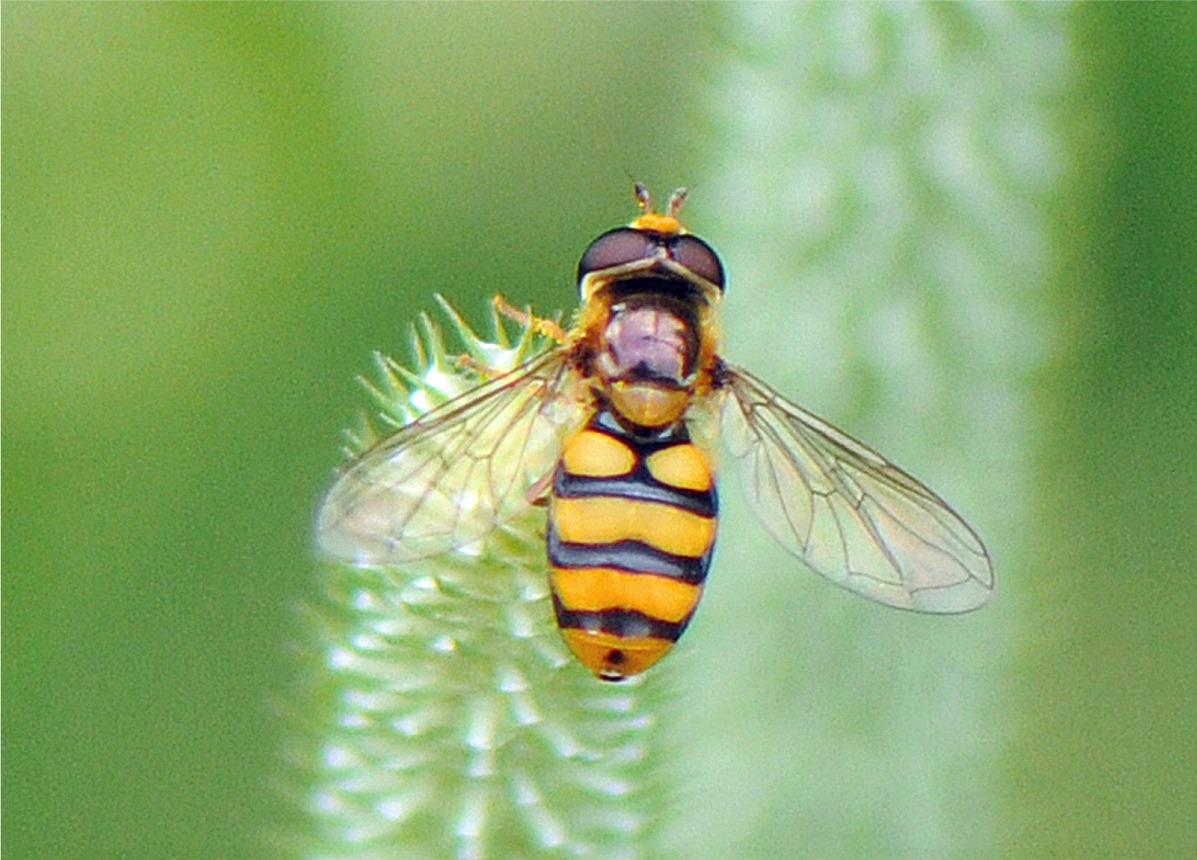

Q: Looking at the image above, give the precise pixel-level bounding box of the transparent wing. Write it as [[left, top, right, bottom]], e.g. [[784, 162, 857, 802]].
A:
[[316, 349, 584, 565], [720, 362, 993, 612]]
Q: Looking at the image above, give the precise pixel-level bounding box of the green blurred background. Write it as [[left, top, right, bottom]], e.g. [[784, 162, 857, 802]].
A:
[[5, 4, 1195, 858]]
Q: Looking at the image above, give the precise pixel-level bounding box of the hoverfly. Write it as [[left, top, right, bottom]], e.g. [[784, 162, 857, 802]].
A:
[[316, 186, 993, 681]]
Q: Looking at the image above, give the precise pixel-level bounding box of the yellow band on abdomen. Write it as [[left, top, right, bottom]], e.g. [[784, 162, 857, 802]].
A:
[[552, 495, 715, 558], [560, 429, 636, 477], [559, 628, 675, 679], [550, 567, 702, 623], [644, 443, 713, 491]]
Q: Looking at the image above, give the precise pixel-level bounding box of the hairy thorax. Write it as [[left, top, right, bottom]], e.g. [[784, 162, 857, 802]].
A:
[[592, 295, 700, 429]]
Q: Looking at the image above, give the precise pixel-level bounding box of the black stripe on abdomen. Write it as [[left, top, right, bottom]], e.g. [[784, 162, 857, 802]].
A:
[[551, 592, 688, 642], [552, 467, 716, 518], [546, 528, 710, 584]]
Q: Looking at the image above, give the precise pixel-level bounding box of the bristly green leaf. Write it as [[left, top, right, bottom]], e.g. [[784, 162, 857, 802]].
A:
[[294, 299, 669, 859]]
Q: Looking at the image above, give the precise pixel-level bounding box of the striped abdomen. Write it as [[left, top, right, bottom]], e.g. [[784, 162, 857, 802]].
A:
[[547, 408, 717, 681]]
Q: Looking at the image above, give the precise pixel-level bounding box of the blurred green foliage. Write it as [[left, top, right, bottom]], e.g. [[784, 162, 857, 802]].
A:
[[4, 3, 1195, 858]]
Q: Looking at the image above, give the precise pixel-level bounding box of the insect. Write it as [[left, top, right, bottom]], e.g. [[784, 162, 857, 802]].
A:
[[316, 186, 993, 681]]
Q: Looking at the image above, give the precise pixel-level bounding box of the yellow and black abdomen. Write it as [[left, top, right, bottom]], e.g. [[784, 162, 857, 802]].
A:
[[547, 409, 717, 681]]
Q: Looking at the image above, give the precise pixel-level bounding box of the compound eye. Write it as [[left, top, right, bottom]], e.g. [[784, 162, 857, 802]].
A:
[[671, 235, 725, 291], [577, 228, 658, 283]]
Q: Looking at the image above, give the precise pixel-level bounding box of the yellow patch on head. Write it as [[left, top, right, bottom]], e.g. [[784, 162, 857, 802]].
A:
[[630, 211, 683, 235]]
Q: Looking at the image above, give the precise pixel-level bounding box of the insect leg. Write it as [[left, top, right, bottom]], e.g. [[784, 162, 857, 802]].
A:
[[493, 294, 568, 343]]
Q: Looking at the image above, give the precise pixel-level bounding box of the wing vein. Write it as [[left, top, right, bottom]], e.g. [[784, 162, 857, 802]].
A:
[[721, 362, 993, 612]]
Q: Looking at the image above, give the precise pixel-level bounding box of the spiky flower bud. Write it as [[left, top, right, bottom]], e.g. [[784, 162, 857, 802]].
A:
[[297, 297, 667, 859]]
